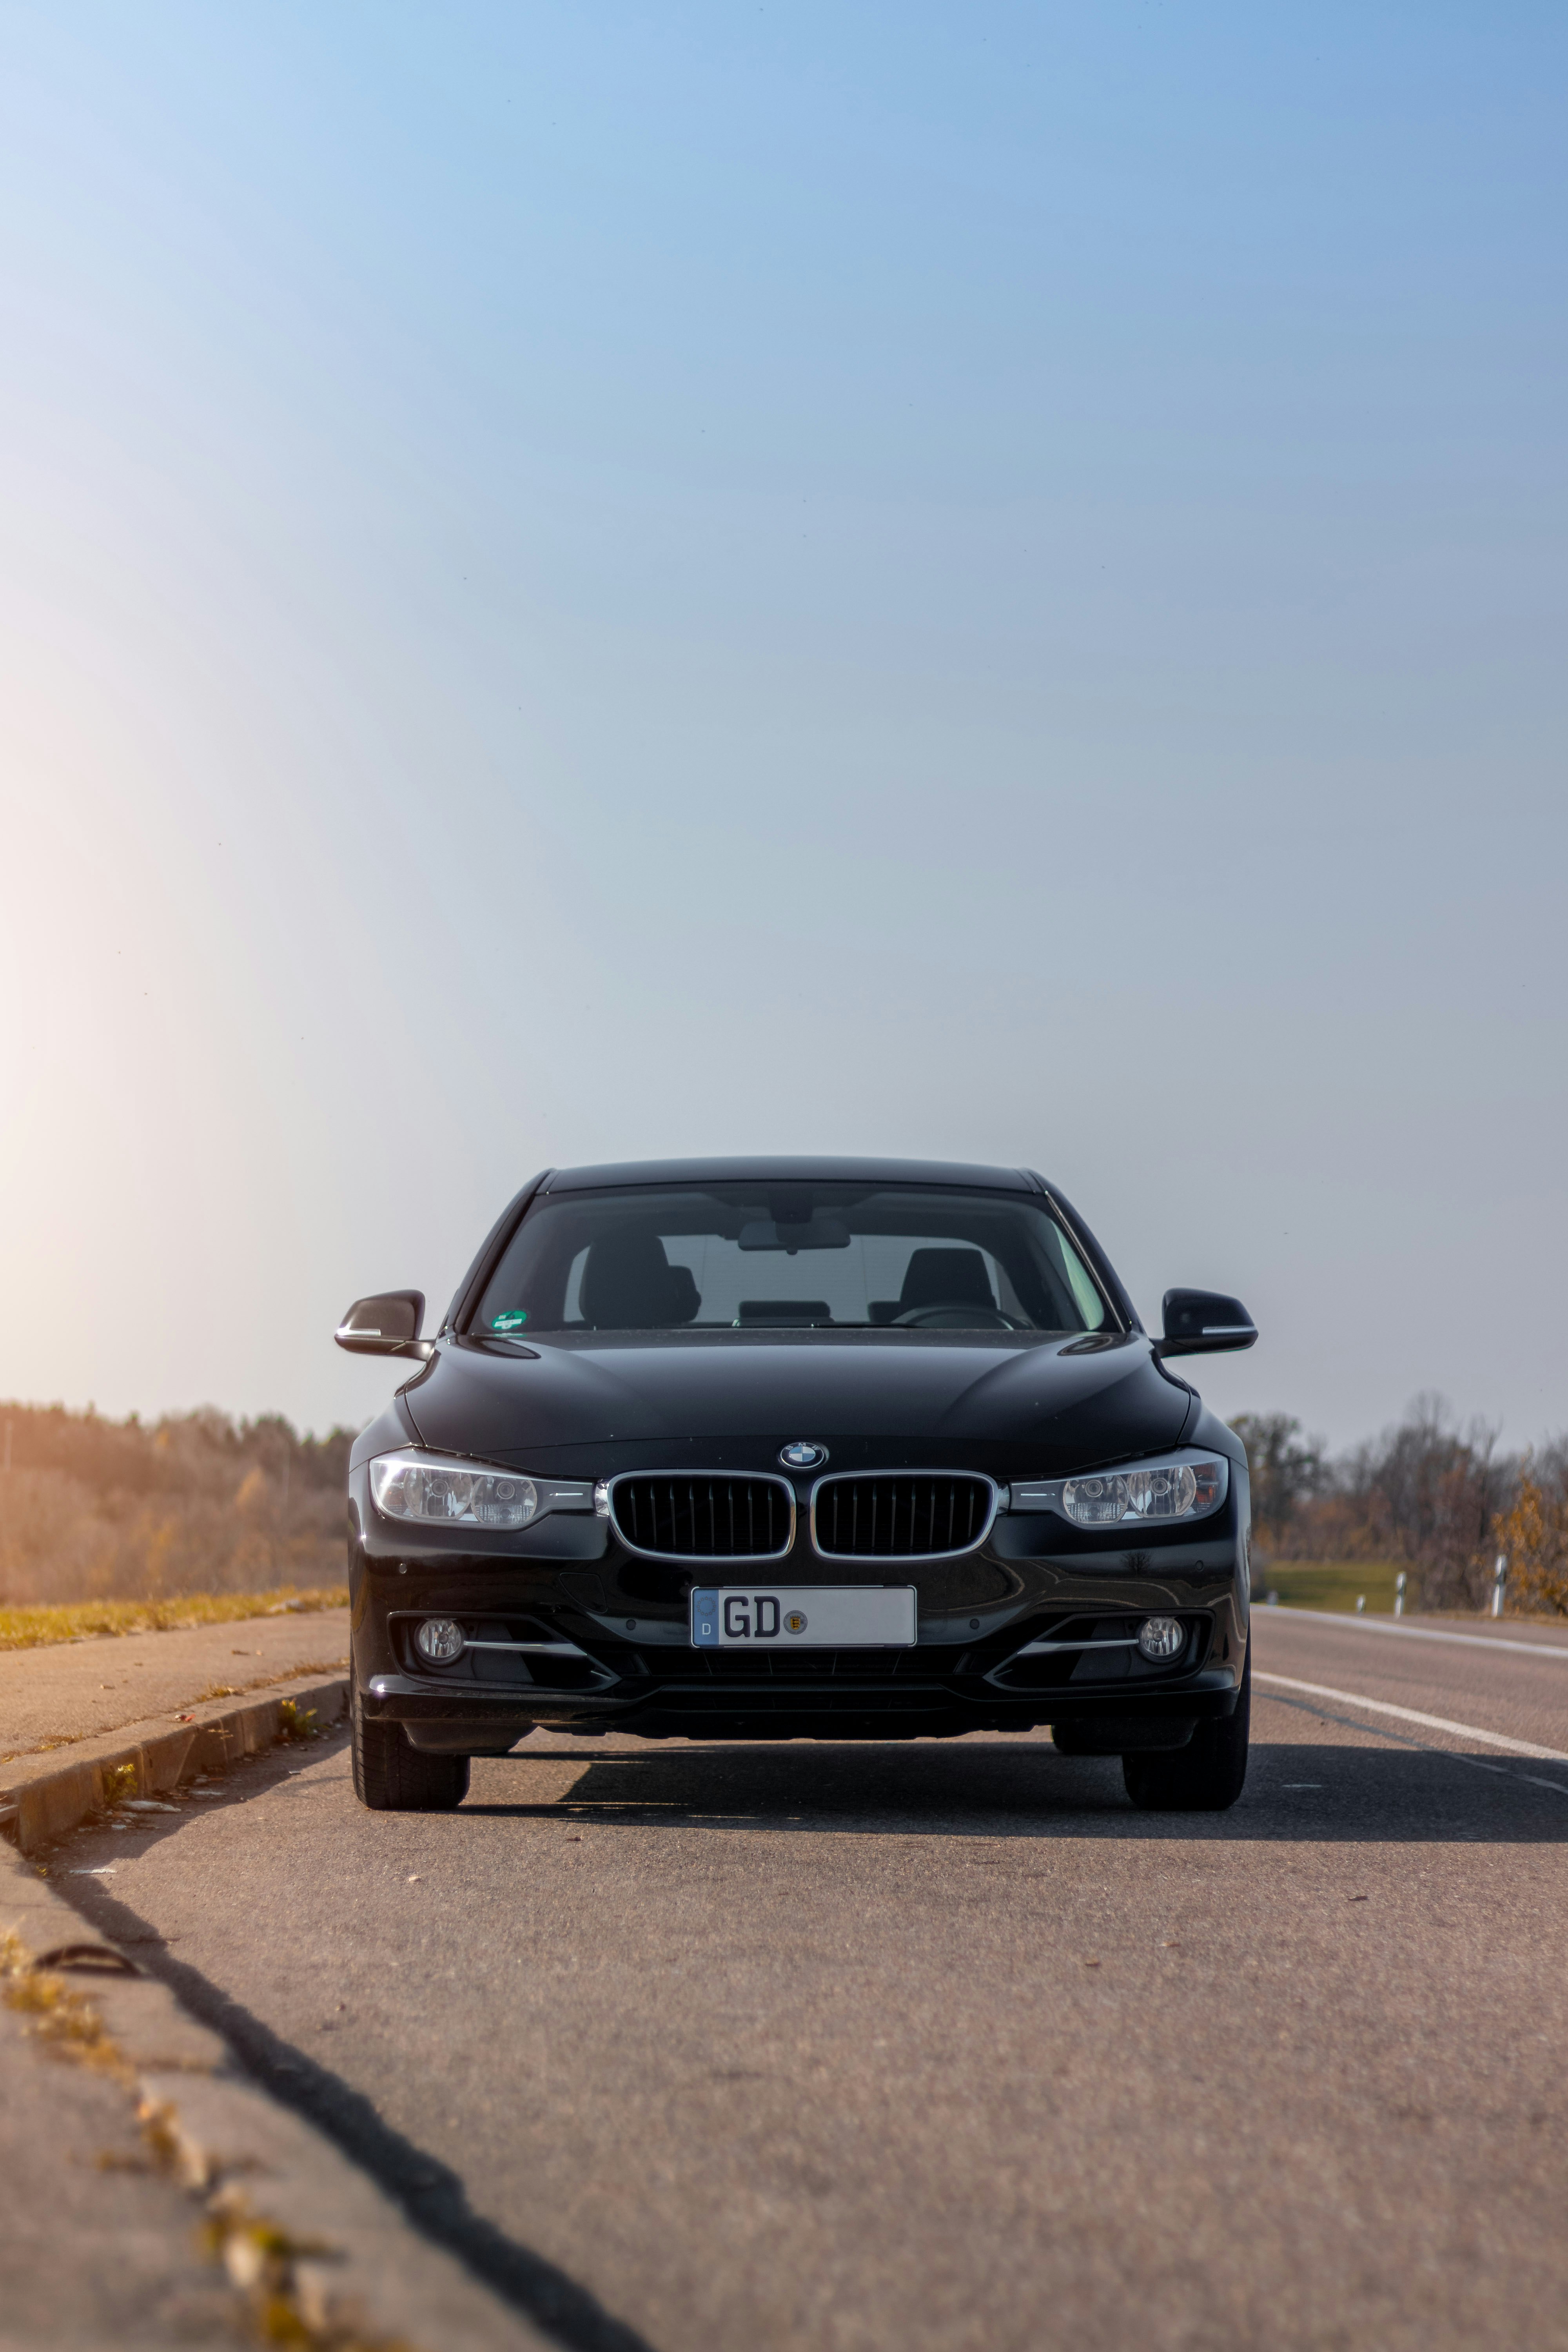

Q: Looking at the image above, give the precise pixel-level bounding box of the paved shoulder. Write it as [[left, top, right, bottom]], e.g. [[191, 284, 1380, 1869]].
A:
[[0, 1611, 350, 1759]]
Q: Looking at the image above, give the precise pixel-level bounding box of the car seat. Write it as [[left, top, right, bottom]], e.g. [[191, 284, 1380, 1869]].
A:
[[579, 1232, 701, 1327], [897, 1247, 996, 1314]]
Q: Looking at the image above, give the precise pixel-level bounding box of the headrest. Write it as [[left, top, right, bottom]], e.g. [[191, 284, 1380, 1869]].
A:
[[579, 1233, 700, 1328], [898, 1247, 996, 1312]]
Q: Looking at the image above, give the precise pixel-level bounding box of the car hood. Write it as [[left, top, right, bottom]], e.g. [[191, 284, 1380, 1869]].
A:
[[400, 1332, 1192, 1477]]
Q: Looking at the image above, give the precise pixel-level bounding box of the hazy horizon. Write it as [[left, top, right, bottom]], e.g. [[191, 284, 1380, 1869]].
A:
[[3, 4, 1564, 1452]]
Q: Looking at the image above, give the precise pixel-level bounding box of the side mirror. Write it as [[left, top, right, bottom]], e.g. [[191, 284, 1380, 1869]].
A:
[[334, 1291, 435, 1361], [1155, 1288, 1257, 1358]]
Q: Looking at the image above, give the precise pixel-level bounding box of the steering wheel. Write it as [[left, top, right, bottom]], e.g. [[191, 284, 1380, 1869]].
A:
[[892, 1303, 1027, 1330]]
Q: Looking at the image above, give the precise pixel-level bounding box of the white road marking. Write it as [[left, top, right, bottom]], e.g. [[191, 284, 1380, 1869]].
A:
[[1265, 1608, 1568, 1661], [1256, 1671, 1568, 1762], [1259, 1688, 1568, 1797]]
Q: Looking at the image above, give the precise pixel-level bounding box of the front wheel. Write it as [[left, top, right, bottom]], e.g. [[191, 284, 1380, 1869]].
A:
[[1123, 1651, 1249, 1812], [350, 1683, 470, 1812]]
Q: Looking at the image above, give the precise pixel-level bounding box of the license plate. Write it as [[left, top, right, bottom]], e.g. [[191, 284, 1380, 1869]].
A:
[[690, 1586, 916, 1648]]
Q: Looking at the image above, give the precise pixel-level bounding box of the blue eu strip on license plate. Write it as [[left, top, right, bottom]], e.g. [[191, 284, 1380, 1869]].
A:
[[689, 1586, 916, 1648]]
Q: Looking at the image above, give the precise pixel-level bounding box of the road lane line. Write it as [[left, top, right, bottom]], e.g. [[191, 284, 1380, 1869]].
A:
[[1254, 1672, 1568, 1762], [1265, 1609, 1568, 1662], [1258, 1688, 1568, 1795]]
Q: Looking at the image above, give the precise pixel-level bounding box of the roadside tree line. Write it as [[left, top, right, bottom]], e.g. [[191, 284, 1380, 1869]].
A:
[[0, 1403, 352, 1604], [1232, 1397, 1568, 1614]]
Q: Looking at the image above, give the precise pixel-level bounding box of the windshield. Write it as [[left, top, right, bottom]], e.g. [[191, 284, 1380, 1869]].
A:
[[471, 1183, 1112, 1336]]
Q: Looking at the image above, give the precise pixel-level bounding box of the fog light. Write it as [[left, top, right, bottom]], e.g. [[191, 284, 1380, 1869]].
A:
[[1137, 1615, 1184, 1662], [413, 1616, 465, 1664]]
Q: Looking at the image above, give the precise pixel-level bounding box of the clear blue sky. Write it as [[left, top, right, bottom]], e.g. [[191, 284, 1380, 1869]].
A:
[[2, 2, 1564, 1450]]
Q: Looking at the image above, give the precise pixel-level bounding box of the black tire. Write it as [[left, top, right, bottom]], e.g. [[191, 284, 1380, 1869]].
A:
[[1123, 1650, 1249, 1812], [350, 1683, 470, 1812]]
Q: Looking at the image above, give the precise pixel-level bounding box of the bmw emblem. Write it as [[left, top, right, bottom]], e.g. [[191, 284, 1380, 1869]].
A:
[[780, 1441, 828, 1471]]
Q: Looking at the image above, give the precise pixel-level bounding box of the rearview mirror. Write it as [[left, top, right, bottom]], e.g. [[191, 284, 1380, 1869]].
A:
[[1154, 1288, 1257, 1358], [738, 1214, 851, 1252], [334, 1291, 435, 1360]]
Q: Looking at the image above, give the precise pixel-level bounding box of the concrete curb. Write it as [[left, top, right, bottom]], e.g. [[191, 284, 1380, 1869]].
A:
[[0, 1672, 350, 1853], [0, 1690, 552, 2351], [0, 1852, 550, 2350]]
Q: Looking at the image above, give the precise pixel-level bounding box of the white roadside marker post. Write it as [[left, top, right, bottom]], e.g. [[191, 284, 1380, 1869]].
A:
[[1492, 1553, 1507, 1620], [1394, 1571, 1407, 1619]]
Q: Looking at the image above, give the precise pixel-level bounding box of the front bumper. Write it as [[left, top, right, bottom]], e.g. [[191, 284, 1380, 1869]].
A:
[[348, 1461, 1249, 1748]]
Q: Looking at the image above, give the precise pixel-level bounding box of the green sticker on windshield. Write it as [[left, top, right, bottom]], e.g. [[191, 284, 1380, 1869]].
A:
[[491, 1310, 529, 1331]]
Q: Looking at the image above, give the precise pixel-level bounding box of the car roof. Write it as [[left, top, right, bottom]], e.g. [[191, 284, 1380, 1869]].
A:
[[539, 1156, 1043, 1194]]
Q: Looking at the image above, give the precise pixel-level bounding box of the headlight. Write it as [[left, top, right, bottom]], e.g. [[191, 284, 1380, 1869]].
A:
[[369, 1449, 538, 1530], [1059, 1454, 1227, 1528]]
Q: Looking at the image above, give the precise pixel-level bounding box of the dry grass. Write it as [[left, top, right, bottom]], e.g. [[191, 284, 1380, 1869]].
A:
[[1253, 1556, 1568, 1623], [0, 1929, 131, 2082], [1254, 1559, 1406, 1613], [0, 1585, 348, 1653]]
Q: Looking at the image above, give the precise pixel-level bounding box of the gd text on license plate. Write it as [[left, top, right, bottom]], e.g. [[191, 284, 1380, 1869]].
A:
[[689, 1586, 916, 1648]]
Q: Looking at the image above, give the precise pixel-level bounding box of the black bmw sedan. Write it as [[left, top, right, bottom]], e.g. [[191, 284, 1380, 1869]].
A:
[[336, 1157, 1257, 1815]]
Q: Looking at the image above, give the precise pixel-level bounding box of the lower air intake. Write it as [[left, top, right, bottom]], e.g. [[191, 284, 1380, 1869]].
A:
[[813, 1474, 995, 1559], [610, 1475, 794, 1561]]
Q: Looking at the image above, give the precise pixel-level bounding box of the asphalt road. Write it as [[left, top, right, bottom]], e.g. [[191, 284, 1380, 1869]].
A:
[[54, 1608, 1568, 2352]]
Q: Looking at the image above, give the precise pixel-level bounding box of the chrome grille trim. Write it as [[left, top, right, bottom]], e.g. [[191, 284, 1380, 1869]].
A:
[[605, 1471, 797, 1563], [463, 1639, 590, 1655], [808, 1472, 1001, 1563], [386, 1614, 619, 1689], [983, 1615, 1200, 1688], [1009, 1635, 1141, 1656]]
